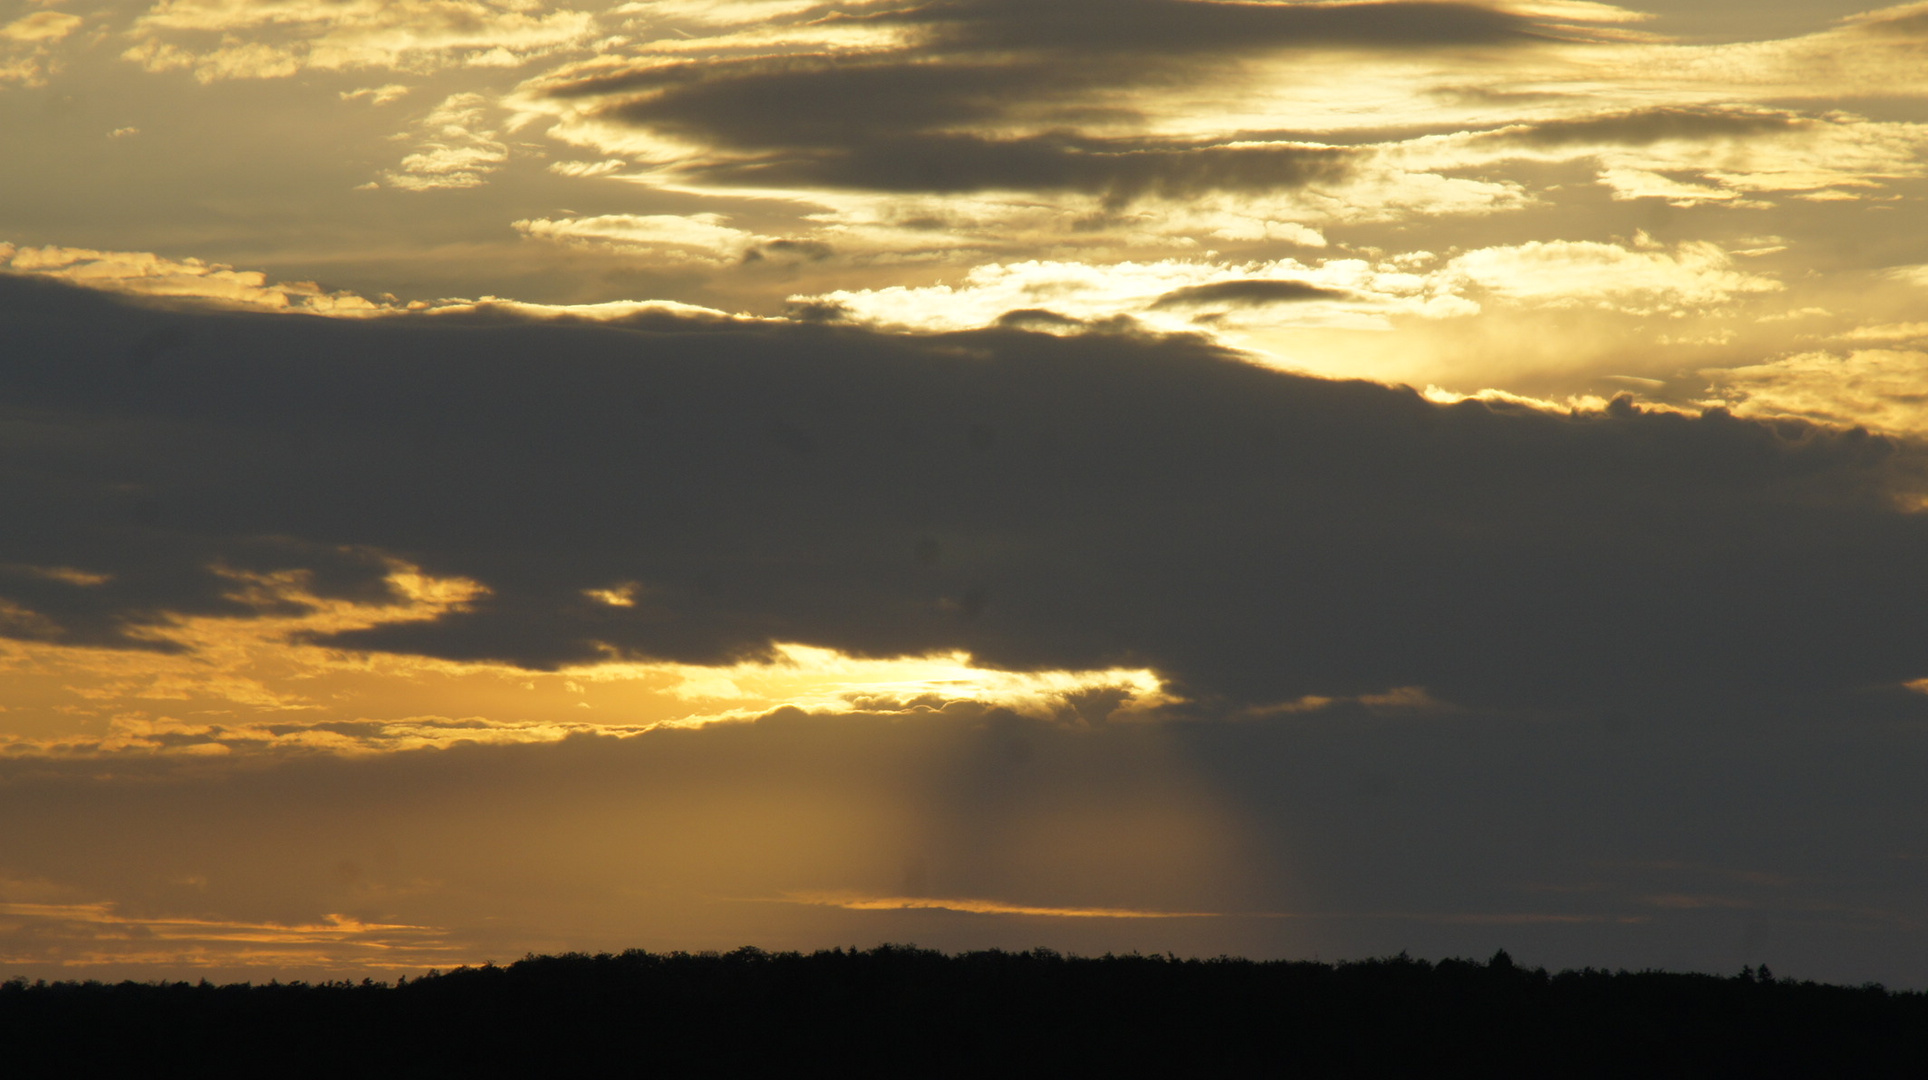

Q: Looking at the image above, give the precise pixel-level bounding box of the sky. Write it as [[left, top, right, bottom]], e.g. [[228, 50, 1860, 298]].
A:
[[6, 0, 1928, 986]]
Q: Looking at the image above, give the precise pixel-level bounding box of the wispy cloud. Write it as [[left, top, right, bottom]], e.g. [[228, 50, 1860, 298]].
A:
[[122, 0, 601, 83], [778, 892, 1231, 919], [0, 895, 456, 971], [0, 8, 83, 86], [377, 92, 512, 191]]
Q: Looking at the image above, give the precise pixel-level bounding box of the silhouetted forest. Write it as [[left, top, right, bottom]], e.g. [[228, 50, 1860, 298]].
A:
[[4, 947, 1924, 1076]]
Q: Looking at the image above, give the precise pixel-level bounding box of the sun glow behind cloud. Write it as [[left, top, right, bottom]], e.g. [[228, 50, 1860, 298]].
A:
[[0, 555, 1178, 760]]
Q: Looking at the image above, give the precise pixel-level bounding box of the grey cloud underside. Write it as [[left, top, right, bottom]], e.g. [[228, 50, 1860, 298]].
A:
[[583, 58, 1353, 196], [553, 0, 1549, 197], [1484, 106, 1813, 149], [1148, 279, 1349, 308], [859, 0, 1543, 53], [8, 276, 1928, 714], [11, 283, 1928, 713], [682, 134, 1356, 198]]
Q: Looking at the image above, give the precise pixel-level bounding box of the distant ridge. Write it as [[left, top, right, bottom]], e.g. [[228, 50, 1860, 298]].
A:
[[5, 946, 1923, 1076]]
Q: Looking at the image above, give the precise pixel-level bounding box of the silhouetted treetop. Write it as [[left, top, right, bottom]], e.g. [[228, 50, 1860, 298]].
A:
[[3, 947, 1923, 1077]]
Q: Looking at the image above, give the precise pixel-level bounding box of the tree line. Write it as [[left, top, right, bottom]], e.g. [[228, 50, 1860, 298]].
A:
[[4, 946, 1923, 1076]]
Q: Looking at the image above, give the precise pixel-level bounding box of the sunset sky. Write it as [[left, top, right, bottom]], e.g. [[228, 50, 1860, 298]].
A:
[[8, 0, 1928, 985]]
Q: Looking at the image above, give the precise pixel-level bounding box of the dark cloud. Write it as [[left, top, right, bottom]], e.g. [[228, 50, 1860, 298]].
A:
[[7, 275, 1928, 716], [1483, 107, 1810, 149], [544, 0, 1555, 198], [1148, 279, 1349, 309], [869, 0, 1543, 54], [743, 239, 834, 265], [578, 52, 1354, 198], [995, 308, 1084, 329], [559, 58, 1056, 141], [682, 133, 1355, 200]]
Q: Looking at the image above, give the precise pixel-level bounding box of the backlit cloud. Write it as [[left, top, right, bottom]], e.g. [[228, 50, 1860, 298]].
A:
[[799, 238, 1775, 340], [0, 243, 389, 313], [515, 211, 766, 262], [0, 7, 83, 86], [377, 92, 514, 191], [122, 0, 601, 82], [1703, 348, 1928, 437], [1443, 238, 1781, 312], [1420, 107, 1928, 205]]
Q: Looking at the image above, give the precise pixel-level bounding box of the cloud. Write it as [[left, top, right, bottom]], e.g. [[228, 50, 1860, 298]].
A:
[[0, 895, 454, 971], [800, 257, 1467, 334], [684, 133, 1357, 202], [1148, 279, 1350, 309], [1443, 239, 1781, 312], [521, 0, 1585, 203], [378, 92, 512, 191], [569, 52, 1360, 199], [0, 242, 389, 313], [797, 241, 1774, 339], [492, 4, 1928, 274], [0, 240, 736, 324], [511, 53, 1920, 279], [779, 892, 1228, 919], [121, 0, 600, 82], [5, 273, 1928, 719], [514, 212, 788, 264], [1590, 3, 1928, 101], [0, 8, 81, 44], [0, 8, 82, 86], [879, 0, 1549, 54], [0, 601, 1172, 757], [1403, 106, 1928, 206], [1485, 106, 1809, 149], [341, 83, 412, 105], [1703, 349, 1928, 438]]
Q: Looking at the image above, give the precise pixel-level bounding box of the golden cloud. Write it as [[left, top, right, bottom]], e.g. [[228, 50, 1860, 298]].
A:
[[123, 0, 601, 82]]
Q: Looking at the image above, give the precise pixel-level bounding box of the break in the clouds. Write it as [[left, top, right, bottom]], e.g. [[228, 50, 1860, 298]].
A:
[[11, 0, 1928, 984]]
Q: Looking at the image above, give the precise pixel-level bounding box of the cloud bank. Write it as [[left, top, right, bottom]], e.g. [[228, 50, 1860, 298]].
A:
[[6, 274, 1928, 719]]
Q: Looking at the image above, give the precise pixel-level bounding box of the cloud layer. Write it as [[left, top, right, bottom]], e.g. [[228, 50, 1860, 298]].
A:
[[7, 275, 1928, 718]]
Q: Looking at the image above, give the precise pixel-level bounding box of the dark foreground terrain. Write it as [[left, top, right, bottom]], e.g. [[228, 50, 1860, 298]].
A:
[[4, 947, 1923, 1076]]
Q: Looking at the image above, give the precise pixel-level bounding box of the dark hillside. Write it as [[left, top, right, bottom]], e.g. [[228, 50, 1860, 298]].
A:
[[4, 947, 1922, 1076]]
